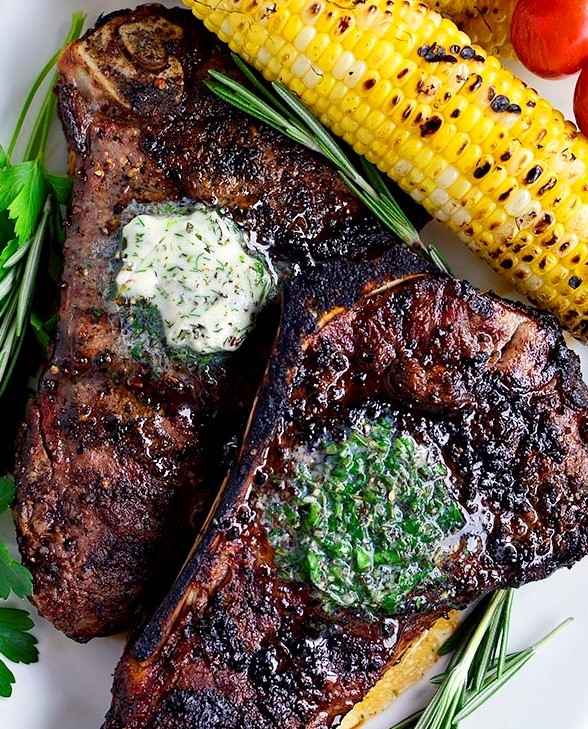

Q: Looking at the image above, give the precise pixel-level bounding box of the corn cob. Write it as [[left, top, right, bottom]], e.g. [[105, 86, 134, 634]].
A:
[[431, 0, 516, 58], [185, 0, 588, 338]]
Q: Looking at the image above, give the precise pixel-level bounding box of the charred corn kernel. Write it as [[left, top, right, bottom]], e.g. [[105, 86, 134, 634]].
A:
[[431, 0, 516, 58], [187, 0, 588, 337]]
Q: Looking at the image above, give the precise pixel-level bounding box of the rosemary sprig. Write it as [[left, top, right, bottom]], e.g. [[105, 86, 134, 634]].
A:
[[206, 55, 431, 255], [0, 12, 85, 398], [389, 590, 571, 729]]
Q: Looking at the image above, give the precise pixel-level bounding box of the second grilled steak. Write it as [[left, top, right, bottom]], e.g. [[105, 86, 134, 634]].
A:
[[104, 249, 588, 729], [13, 5, 426, 640]]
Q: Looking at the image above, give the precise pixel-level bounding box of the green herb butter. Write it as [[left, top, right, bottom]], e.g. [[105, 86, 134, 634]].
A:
[[262, 417, 464, 615], [116, 205, 274, 355]]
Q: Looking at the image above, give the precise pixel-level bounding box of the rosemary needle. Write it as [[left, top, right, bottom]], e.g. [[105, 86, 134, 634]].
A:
[[389, 593, 572, 729]]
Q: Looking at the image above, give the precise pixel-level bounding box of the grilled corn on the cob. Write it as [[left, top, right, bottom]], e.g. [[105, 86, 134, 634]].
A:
[[432, 0, 516, 58], [185, 0, 588, 338]]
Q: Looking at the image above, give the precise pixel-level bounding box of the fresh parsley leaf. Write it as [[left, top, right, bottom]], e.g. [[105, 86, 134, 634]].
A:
[[0, 608, 38, 664], [0, 144, 6, 171], [0, 160, 47, 243], [46, 173, 73, 206], [0, 476, 15, 514], [0, 608, 37, 698], [0, 544, 32, 600], [0, 658, 15, 698]]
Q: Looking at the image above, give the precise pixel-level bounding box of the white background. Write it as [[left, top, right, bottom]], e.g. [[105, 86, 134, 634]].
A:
[[0, 1, 587, 728]]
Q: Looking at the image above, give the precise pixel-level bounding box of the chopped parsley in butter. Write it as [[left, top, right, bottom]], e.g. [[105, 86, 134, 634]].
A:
[[261, 417, 464, 615], [116, 205, 274, 355]]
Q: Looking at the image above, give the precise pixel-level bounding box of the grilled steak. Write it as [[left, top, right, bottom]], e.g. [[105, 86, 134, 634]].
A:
[[13, 5, 427, 641], [104, 249, 588, 729]]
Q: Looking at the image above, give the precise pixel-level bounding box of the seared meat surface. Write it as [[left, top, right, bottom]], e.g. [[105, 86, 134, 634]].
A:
[[13, 5, 425, 641], [104, 248, 588, 729]]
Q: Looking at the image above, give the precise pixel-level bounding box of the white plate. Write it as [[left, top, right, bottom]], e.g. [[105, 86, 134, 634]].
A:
[[0, 2, 587, 728]]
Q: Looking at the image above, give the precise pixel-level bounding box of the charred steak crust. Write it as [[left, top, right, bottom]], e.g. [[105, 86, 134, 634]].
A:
[[13, 5, 426, 641], [104, 250, 588, 729]]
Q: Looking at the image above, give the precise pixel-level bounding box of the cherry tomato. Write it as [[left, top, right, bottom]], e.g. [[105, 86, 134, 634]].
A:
[[574, 65, 588, 136], [511, 0, 588, 79]]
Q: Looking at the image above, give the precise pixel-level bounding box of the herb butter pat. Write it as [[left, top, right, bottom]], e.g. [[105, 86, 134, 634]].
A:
[[261, 418, 464, 615], [116, 206, 274, 355]]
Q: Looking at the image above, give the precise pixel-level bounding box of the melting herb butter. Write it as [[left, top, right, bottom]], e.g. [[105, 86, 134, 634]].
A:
[[116, 205, 274, 355], [263, 418, 464, 615]]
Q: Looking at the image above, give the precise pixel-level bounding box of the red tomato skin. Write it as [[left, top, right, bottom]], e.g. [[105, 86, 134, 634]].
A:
[[511, 0, 588, 79], [574, 65, 588, 136]]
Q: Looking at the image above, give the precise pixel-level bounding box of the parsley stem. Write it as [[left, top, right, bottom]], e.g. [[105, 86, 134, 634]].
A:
[[20, 12, 85, 163], [32, 84, 59, 163], [6, 50, 60, 161], [14, 12, 85, 164]]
